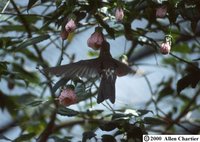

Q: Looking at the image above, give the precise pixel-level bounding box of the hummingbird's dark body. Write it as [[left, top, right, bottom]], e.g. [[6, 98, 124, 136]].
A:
[[46, 41, 134, 103]]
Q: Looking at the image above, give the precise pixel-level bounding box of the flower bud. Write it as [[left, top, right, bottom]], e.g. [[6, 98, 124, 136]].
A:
[[65, 19, 76, 32], [160, 42, 171, 55], [60, 30, 69, 40], [60, 19, 76, 40], [87, 27, 106, 50], [156, 6, 167, 18], [115, 7, 124, 22], [120, 54, 129, 65], [58, 87, 77, 106]]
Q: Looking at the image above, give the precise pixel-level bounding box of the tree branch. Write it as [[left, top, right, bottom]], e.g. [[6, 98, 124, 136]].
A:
[[10, 1, 58, 141], [37, 111, 57, 142], [164, 88, 200, 133]]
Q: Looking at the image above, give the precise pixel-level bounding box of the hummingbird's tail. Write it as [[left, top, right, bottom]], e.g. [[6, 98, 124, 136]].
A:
[[97, 70, 116, 104]]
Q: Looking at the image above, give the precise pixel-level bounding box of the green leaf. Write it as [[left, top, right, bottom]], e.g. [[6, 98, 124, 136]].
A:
[[0, 91, 18, 116], [82, 131, 96, 142], [50, 136, 72, 142], [191, 21, 197, 33], [17, 34, 50, 50], [17, 48, 40, 62], [13, 63, 40, 84], [167, 2, 178, 23], [0, 135, 11, 141], [16, 93, 37, 104], [193, 57, 200, 61], [143, 117, 166, 125], [0, 61, 8, 76], [177, 71, 200, 94], [114, 130, 124, 137], [162, 57, 177, 65], [52, 78, 69, 93], [14, 133, 36, 142], [26, 100, 44, 107], [84, 109, 104, 117], [55, 0, 62, 7], [77, 91, 96, 102], [14, 15, 41, 24], [178, 95, 191, 104], [0, 25, 27, 32], [172, 44, 190, 53], [57, 106, 79, 116], [177, 75, 192, 94], [100, 121, 118, 131], [137, 109, 153, 116], [27, 0, 39, 11], [112, 113, 129, 120], [157, 85, 174, 102], [102, 135, 116, 142], [0, 37, 22, 49], [75, 83, 87, 97], [125, 125, 144, 140], [41, 0, 51, 3]]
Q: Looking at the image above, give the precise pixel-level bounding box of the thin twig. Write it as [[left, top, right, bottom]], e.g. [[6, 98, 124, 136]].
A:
[[52, 118, 108, 133], [164, 88, 200, 133], [1, 0, 10, 13], [143, 74, 159, 115]]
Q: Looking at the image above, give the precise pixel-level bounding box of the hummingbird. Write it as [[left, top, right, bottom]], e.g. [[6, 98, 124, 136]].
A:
[[45, 41, 135, 104]]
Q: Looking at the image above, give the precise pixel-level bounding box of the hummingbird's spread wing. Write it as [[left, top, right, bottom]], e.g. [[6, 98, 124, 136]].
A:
[[113, 59, 136, 76], [45, 58, 100, 78]]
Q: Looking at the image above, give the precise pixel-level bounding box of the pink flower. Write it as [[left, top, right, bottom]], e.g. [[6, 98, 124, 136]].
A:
[[160, 42, 171, 55], [156, 6, 167, 18], [87, 27, 106, 50], [58, 88, 77, 106], [60, 19, 76, 40], [115, 8, 124, 22], [65, 19, 76, 32]]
